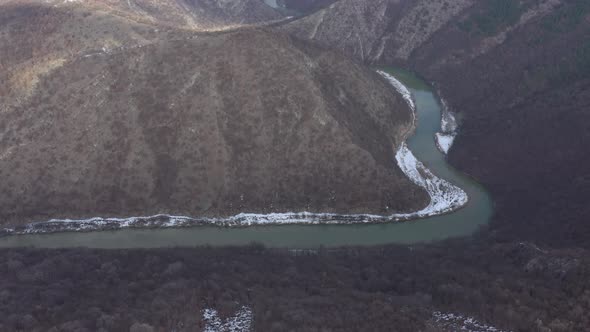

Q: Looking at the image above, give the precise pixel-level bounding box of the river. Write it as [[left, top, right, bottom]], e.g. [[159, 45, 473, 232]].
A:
[[0, 68, 493, 248], [263, 0, 280, 9]]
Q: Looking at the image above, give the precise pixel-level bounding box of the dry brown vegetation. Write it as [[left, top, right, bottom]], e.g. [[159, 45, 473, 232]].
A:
[[282, 0, 475, 63], [0, 4, 426, 226], [1, 0, 284, 31]]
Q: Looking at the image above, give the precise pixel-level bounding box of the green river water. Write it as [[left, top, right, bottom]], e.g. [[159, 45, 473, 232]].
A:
[[0, 68, 493, 248]]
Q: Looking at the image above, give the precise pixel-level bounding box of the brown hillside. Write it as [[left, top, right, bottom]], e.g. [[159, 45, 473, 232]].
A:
[[0, 28, 427, 225], [0, 0, 284, 30]]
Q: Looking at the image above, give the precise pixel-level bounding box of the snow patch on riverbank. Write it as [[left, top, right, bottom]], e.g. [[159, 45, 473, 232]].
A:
[[435, 132, 456, 154], [203, 306, 252, 332], [435, 97, 459, 154], [433, 312, 510, 332], [377, 70, 467, 216], [377, 71, 415, 113], [395, 143, 467, 217], [1, 143, 467, 233]]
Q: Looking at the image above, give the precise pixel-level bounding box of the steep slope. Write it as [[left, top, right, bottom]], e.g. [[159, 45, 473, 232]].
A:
[[1, 0, 284, 30], [90, 0, 284, 30], [0, 3, 152, 66], [0, 28, 428, 226], [282, 0, 590, 247], [411, 0, 590, 247], [0, 3, 182, 101], [282, 0, 474, 63]]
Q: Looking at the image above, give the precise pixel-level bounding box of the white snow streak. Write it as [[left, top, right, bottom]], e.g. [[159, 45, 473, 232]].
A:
[[377, 71, 415, 113], [394, 143, 467, 217], [435, 97, 459, 154], [203, 306, 253, 332], [378, 70, 467, 216], [433, 312, 510, 332]]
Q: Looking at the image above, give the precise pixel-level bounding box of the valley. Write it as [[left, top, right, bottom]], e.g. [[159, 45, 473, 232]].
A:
[[0, 68, 492, 248], [0, 0, 588, 331], [280, 0, 590, 249]]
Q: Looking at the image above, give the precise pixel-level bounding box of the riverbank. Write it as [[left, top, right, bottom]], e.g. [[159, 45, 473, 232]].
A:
[[0, 69, 492, 248], [0, 70, 468, 237], [434, 96, 459, 154]]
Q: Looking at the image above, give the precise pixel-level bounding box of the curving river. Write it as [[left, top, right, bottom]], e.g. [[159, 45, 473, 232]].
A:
[[263, 0, 280, 8], [0, 68, 493, 248]]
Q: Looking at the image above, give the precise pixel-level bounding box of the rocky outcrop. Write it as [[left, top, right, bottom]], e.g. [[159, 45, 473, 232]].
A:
[[282, 0, 475, 64]]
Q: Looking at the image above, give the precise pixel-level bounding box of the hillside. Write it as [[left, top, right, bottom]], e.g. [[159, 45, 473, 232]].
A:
[[0, 0, 287, 75], [1, 0, 284, 30], [282, 0, 590, 248], [0, 24, 427, 225], [282, 0, 474, 63], [411, 0, 590, 247]]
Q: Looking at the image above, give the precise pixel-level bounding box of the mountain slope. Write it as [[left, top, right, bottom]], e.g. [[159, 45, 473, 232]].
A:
[[411, 0, 590, 246], [0, 27, 427, 225], [1, 0, 284, 30], [282, 0, 590, 247], [282, 0, 474, 63]]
